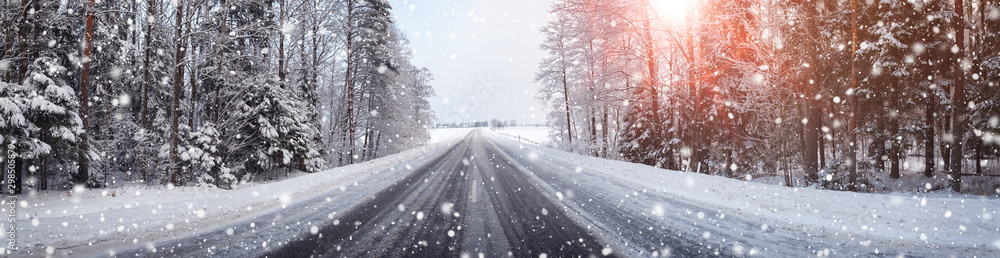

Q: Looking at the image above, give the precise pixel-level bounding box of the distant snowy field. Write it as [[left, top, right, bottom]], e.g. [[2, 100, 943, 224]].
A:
[[428, 127, 475, 143], [487, 126, 551, 146]]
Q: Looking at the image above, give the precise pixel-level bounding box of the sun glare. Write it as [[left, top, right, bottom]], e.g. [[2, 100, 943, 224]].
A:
[[651, 0, 693, 21]]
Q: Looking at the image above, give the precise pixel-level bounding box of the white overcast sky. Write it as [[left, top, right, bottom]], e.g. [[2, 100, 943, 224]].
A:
[[388, 0, 554, 125]]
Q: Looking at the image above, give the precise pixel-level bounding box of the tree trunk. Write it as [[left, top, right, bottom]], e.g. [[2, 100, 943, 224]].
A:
[[311, 0, 320, 92], [643, 16, 662, 166], [819, 116, 826, 169], [373, 131, 381, 159], [78, 0, 95, 186], [950, 0, 966, 192], [924, 96, 935, 177], [689, 21, 703, 173], [875, 136, 886, 172], [976, 139, 982, 174], [39, 157, 46, 191], [344, 0, 356, 165], [171, 0, 186, 185], [590, 111, 597, 156], [215, 0, 227, 124], [847, 43, 858, 190], [783, 127, 793, 187], [142, 0, 155, 128], [801, 0, 821, 184], [665, 105, 676, 170], [559, 38, 573, 147], [601, 107, 609, 158], [278, 0, 286, 87], [889, 83, 901, 179], [14, 0, 36, 83], [189, 61, 197, 129], [799, 105, 807, 168], [942, 113, 951, 169]]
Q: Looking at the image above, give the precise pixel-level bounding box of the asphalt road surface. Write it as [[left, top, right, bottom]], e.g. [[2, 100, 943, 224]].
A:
[[113, 130, 837, 257], [267, 130, 613, 257]]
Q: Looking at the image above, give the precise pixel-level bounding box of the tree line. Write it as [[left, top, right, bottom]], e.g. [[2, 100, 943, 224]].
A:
[[0, 0, 435, 192], [537, 0, 998, 192]]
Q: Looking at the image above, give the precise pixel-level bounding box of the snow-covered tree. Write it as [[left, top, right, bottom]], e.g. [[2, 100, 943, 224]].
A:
[[1, 57, 84, 192], [1, 0, 434, 191]]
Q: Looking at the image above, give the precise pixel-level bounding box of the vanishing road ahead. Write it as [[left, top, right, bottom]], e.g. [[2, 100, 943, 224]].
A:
[[268, 130, 614, 257], [116, 130, 848, 257]]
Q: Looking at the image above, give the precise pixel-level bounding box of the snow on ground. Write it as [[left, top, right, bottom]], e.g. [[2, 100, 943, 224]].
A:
[[482, 129, 1000, 256], [11, 127, 997, 256], [749, 153, 999, 195], [489, 126, 551, 146], [429, 127, 475, 143], [8, 137, 464, 257]]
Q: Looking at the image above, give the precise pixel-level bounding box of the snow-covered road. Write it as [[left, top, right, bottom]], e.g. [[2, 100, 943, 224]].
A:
[[18, 129, 999, 257], [267, 129, 607, 257]]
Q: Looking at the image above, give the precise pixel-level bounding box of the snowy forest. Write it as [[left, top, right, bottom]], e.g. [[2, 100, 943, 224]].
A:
[[0, 0, 435, 191], [536, 0, 1000, 193]]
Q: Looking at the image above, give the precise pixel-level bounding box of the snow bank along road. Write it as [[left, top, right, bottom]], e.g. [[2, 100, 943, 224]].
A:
[[110, 129, 996, 257]]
